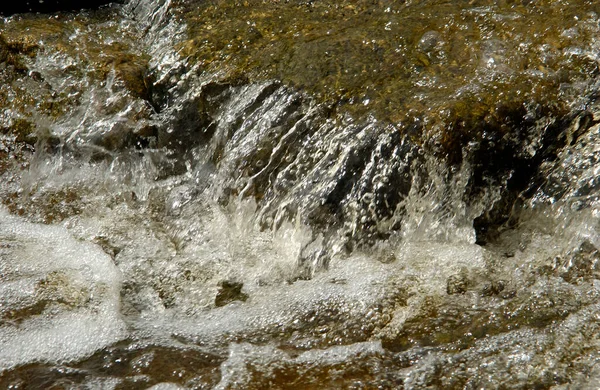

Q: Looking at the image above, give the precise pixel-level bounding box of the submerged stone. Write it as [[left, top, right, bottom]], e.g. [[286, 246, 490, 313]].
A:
[[480, 279, 506, 297], [215, 281, 249, 307], [446, 273, 468, 295]]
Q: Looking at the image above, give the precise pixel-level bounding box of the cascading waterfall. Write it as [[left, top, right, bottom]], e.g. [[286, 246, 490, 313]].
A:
[[1, 0, 600, 388]]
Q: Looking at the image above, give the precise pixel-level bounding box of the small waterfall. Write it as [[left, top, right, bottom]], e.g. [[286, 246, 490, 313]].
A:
[[1, 0, 600, 388]]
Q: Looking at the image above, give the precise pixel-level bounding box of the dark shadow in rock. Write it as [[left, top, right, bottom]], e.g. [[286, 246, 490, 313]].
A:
[[215, 280, 248, 307], [468, 104, 599, 245]]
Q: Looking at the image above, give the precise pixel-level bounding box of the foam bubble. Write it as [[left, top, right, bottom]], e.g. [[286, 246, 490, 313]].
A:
[[147, 383, 186, 390], [216, 341, 384, 389], [0, 207, 127, 372]]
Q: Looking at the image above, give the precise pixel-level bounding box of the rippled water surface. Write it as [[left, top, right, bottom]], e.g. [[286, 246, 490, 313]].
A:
[[1, 0, 600, 388]]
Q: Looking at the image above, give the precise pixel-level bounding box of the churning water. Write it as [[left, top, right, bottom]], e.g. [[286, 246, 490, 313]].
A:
[[1, 0, 600, 388]]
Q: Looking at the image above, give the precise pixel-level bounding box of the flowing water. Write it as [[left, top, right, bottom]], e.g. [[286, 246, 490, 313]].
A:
[[1, 0, 600, 388]]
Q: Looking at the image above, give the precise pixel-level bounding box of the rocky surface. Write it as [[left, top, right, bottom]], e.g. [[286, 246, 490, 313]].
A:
[[175, 0, 600, 238], [1, 0, 600, 388]]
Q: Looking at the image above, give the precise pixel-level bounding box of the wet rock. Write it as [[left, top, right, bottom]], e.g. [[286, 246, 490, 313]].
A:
[[115, 60, 153, 101], [0, 118, 36, 145], [417, 31, 442, 53], [561, 241, 600, 283], [3, 186, 83, 224], [1, 0, 600, 387], [481, 280, 506, 297], [480, 280, 515, 300], [0, 344, 224, 389], [377, 252, 397, 264], [499, 288, 517, 300], [170, 0, 600, 255], [181, 0, 600, 124], [383, 277, 595, 353], [446, 274, 468, 295], [93, 236, 122, 259], [474, 111, 600, 244], [215, 281, 248, 307], [1, 0, 598, 260]]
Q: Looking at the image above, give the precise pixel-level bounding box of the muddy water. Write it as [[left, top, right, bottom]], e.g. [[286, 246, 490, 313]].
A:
[[1, 0, 600, 389]]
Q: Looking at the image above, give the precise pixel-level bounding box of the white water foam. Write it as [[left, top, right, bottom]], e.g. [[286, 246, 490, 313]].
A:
[[0, 207, 126, 372]]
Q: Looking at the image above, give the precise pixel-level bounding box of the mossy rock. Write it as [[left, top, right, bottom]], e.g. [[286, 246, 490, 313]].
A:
[[179, 0, 600, 128]]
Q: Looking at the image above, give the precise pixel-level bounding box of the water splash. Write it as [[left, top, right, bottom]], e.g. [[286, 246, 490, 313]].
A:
[[1, 0, 600, 388]]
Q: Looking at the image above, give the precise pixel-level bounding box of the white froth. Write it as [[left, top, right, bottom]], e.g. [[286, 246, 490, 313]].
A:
[[146, 382, 186, 390], [143, 252, 390, 342], [395, 241, 486, 295], [0, 310, 127, 370], [216, 341, 384, 389], [0, 207, 127, 372]]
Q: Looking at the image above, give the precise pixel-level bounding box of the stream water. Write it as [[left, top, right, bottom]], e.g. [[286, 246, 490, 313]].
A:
[[1, 0, 600, 388]]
